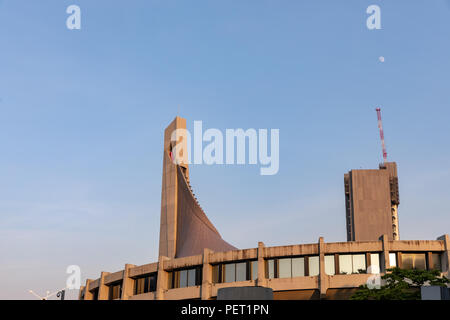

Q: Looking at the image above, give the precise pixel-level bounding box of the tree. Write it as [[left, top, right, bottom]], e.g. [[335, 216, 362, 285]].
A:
[[350, 267, 450, 300]]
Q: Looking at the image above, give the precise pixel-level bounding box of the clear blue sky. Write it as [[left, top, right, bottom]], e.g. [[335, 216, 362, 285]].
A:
[[1, 0, 449, 299]]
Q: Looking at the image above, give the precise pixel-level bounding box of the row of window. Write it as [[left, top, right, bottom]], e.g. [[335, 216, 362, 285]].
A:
[[168, 267, 202, 289], [389, 252, 442, 271], [86, 252, 443, 299], [212, 261, 258, 283], [266, 254, 379, 278], [267, 256, 319, 278]]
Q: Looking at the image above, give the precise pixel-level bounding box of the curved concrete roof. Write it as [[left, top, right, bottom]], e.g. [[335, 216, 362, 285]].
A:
[[159, 117, 236, 259]]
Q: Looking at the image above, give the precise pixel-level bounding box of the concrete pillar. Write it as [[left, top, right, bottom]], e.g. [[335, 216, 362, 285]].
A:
[[318, 237, 328, 299], [256, 242, 267, 287], [201, 248, 213, 300], [121, 264, 136, 300], [380, 234, 390, 273], [83, 279, 93, 300], [97, 272, 110, 300], [437, 234, 450, 277], [156, 256, 169, 300]]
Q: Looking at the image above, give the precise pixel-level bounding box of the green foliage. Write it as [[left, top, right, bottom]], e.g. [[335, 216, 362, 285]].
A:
[[350, 268, 449, 300]]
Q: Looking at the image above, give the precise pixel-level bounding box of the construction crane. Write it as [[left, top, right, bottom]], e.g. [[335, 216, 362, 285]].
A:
[[376, 107, 387, 163]]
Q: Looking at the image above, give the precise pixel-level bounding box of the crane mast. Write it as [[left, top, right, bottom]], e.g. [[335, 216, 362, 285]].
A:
[[376, 108, 387, 163]]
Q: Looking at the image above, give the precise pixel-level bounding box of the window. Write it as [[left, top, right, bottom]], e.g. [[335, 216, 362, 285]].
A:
[[265, 256, 318, 278], [309, 256, 320, 276], [432, 253, 442, 271], [134, 273, 157, 295], [213, 261, 257, 283], [251, 261, 258, 280], [401, 253, 426, 270], [324, 255, 335, 275], [352, 254, 366, 273], [212, 264, 221, 283], [339, 255, 352, 274], [339, 254, 367, 274], [235, 262, 247, 282], [180, 270, 188, 287], [169, 267, 202, 289], [224, 263, 236, 283], [369, 253, 380, 274], [109, 282, 122, 300], [278, 258, 292, 278], [292, 257, 305, 277], [267, 259, 275, 279], [389, 253, 397, 267], [187, 269, 196, 287]]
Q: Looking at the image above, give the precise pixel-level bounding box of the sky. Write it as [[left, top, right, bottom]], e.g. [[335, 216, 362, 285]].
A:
[[0, 0, 449, 299]]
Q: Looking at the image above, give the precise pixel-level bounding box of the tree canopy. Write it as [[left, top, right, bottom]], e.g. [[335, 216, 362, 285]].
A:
[[350, 267, 449, 300]]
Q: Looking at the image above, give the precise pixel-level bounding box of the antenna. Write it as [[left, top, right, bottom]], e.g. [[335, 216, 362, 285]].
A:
[[376, 107, 388, 163]]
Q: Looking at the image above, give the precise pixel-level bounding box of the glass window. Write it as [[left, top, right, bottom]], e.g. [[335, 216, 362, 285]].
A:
[[212, 265, 221, 283], [292, 257, 305, 277], [179, 270, 188, 288], [369, 254, 380, 274], [309, 256, 319, 276], [432, 253, 442, 271], [402, 253, 426, 270], [278, 258, 292, 278], [389, 253, 397, 267], [353, 254, 366, 274], [109, 283, 122, 300], [251, 261, 258, 280], [339, 255, 352, 274], [236, 262, 247, 282], [135, 278, 144, 295], [224, 263, 236, 283], [149, 274, 157, 291], [324, 255, 335, 275], [187, 269, 196, 287], [134, 274, 157, 295], [267, 259, 275, 279]]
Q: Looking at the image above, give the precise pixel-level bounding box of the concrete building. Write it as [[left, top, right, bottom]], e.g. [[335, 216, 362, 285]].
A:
[[78, 117, 449, 300], [344, 162, 400, 241]]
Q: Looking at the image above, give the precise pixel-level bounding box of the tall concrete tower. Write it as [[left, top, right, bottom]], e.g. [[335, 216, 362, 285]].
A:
[[159, 117, 236, 259], [344, 162, 400, 241]]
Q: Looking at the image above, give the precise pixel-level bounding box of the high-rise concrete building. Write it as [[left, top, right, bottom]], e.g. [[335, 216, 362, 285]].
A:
[[344, 162, 400, 242]]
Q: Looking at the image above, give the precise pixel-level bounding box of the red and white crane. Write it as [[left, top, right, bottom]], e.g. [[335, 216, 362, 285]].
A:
[[376, 107, 388, 163]]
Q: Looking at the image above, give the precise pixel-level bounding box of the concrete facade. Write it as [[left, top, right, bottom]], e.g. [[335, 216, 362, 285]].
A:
[[345, 162, 400, 241], [79, 236, 450, 300]]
